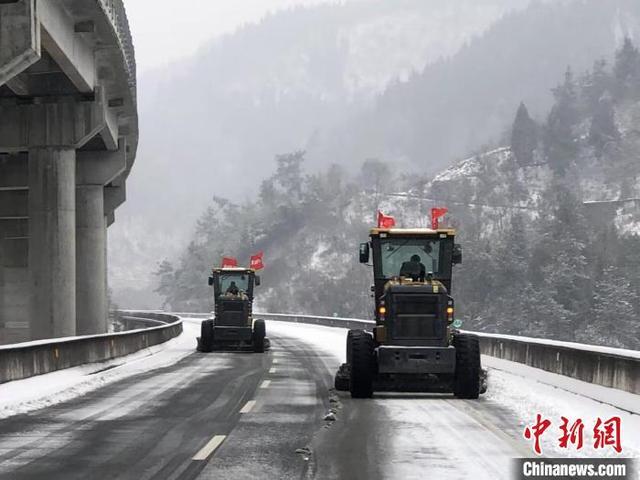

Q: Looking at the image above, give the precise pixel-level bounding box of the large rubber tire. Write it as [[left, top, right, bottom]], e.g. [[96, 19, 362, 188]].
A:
[[349, 330, 375, 398], [200, 320, 214, 353], [453, 333, 481, 399], [253, 319, 266, 353]]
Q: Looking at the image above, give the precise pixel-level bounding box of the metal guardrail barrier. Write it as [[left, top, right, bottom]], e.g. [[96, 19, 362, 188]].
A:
[[0, 311, 181, 384]]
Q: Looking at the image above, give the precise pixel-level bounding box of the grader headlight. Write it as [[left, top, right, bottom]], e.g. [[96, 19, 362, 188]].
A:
[[447, 305, 454, 323]]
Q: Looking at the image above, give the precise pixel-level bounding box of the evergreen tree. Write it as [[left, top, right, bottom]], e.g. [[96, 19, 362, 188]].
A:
[[613, 38, 640, 100], [616, 235, 640, 316], [511, 102, 538, 166], [588, 94, 619, 157], [530, 180, 592, 339], [359, 158, 393, 221], [273, 151, 306, 203], [545, 68, 580, 174], [518, 284, 571, 338], [153, 260, 176, 310], [583, 266, 640, 349], [492, 213, 529, 292], [582, 59, 611, 109]]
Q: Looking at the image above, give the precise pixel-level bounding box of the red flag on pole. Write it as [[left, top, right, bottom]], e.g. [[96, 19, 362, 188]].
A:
[[377, 210, 396, 229], [431, 207, 448, 229], [221, 256, 238, 268], [250, 251, 264, 271]]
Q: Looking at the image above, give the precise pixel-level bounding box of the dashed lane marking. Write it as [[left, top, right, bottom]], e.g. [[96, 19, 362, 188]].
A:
[[239, 400, 256, 414], [260, 380, 271, 388], [192, 435, 226, 461]]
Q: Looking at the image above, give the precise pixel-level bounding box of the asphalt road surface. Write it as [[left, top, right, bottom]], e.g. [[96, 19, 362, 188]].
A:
[[0, 321, 529, 480]]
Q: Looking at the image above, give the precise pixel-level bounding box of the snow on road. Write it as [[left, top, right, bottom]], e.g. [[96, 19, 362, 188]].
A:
[[0, 318, 203, 419], [266, 320, 640, 477], [485, 356, 640, 460]]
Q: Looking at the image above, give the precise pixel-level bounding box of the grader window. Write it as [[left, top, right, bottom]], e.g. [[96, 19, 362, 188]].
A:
[[380, 238, 441, 279], [219, 274, 250, 296]]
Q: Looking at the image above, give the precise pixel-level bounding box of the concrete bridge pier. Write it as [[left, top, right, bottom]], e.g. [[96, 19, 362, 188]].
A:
[[75, 146, 126, 335], [75, 184, 106, 335], [28, 148, 76, 339], [0, 155, 30, 343]]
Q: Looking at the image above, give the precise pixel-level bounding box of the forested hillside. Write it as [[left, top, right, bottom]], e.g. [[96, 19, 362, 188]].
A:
[[436, 39, 640, 348], [156, 40, 640, 349]]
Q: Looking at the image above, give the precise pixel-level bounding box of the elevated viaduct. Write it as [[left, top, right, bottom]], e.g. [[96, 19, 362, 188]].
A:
[[0, 0, 138, 342]]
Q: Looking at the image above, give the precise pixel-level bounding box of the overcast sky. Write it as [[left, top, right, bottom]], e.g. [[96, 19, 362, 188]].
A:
[[125, 0, 344, 72]]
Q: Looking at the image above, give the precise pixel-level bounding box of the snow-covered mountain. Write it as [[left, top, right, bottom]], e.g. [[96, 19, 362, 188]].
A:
[[422, 106, 640, 239], [315, 0, 640, 176]]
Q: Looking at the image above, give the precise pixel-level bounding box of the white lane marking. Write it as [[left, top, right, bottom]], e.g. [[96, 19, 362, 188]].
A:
[[260, 380, 271, 388], [269, 367, 277, 374], [193, 435, 226, 461], [239, 400, 256, 414]]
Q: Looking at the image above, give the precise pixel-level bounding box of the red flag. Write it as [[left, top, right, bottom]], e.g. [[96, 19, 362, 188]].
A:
[[431, 207, 448, 229], [250, 251, 264, 271], [377, 210, 396, 229], [221, 256, 238, 268]]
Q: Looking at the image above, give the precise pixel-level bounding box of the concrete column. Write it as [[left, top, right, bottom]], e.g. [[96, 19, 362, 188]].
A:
[[0, 238, 4, 344], [0, 237, 30, 344], [104, 215, 109, 321], [28, 148, 76, 339], [76, 185, 107, 335], [0, 155, 30, 343]]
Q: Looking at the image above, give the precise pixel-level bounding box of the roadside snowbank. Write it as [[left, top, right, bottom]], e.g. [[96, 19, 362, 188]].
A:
[[485, 356, 640, 459]]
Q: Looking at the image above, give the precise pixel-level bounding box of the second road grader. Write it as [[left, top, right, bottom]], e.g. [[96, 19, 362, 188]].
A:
[[197, 267, 267, 353]]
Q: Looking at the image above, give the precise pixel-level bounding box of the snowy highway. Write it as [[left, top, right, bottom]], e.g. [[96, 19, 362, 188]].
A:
[[0, 318, 638, 479]]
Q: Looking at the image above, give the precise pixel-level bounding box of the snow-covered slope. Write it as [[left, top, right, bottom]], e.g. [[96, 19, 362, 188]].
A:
[[421, 102, 640, 237]]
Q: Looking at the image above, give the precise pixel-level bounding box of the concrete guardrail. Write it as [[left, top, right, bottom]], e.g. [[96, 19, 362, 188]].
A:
[[257, 312, 374, 331], [476, 333, 640, 396], [0, 311, 182, 384]]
